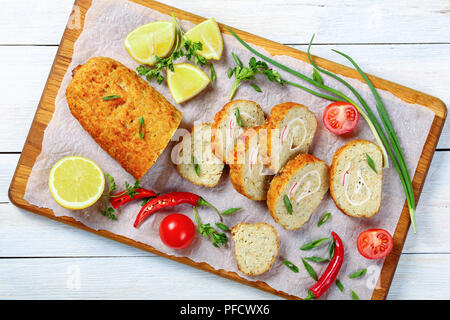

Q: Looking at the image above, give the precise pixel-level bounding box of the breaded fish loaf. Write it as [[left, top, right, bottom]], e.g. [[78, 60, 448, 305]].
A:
[[66, 57, 182, 179]]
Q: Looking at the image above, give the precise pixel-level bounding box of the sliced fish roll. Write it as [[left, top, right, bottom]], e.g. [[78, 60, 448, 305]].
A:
[[267, 154, 329, 230], [211, 100, 265, 164], [330, 139, 383, 218], [176, 123, 224, 187], [229, 126, 272, 200], [265, 102, 317, 173]]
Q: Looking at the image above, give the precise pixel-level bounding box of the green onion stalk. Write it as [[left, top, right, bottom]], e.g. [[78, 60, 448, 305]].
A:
[[225, 27, 417, 233]]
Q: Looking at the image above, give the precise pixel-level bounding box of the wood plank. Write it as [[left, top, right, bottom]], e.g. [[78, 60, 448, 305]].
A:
[[387, 254, 450, 300], [0, 154, 20, 203], [0, 44, 449, 152], [0, 253, 447, 299], [7, 0, 447, 300], [1, 0, 449, 45], [0, 256, 277, 299]]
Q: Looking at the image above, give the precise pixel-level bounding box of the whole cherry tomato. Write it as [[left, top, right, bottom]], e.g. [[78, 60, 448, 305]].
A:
[[323, 102, 359, 135], [357, 228, 393, 260], [159, 213, 195, 249]]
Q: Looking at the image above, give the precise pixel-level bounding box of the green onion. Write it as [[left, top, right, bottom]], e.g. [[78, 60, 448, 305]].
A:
[[283, 195, 293, 214], [317, 212, 331, 227], [282, 260, 299, 273], [336, 279, 344, 292], [312, 68, 323, 84], [328, 237, 335, 260], [366, 153, 378, 173], [331, 48, 416, 233], [349, 268, 367, 279], [304, 256, 329, 263], [351, 290, 360, 300], [102, 95, 121, 101], [300, 237, 329, 251], [235, 108, 242, 127], [192, 156, 201, 177], [301, 258, 317, 280], [226, 26, 417, 233], [139, 116, 145, 139]]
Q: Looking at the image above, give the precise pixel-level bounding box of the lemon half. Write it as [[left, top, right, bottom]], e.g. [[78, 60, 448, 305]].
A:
[[185, 18, 223, 60], [167, 63, 210, 104], [124, 21, 176, 65], [49, 156, 105, 210]]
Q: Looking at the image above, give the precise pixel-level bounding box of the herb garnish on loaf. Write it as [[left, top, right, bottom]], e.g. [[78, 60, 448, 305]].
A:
[[329, 139, 383, 218], [231, 223, 279, 276], [267, 154, 329, 230]]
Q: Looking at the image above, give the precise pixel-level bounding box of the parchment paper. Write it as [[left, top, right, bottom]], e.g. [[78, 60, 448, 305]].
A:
[[24, 0, 435, 300]]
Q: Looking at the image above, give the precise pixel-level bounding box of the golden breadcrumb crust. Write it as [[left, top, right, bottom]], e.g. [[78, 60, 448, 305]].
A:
[[66, 57, 182, 180]]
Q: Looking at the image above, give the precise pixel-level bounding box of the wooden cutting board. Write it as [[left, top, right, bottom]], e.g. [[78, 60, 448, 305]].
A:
[[8, 0, 447, 300]]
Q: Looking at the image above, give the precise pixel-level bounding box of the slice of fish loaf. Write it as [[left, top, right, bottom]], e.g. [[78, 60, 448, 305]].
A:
[[176, 123, 224, 187], [330, 139, 383, 218], [229, 126, 272, 200], [266, 102, 317, 173], [211, 100, 265, 164], [231, 222, 279, 276], [66, 57, 182, 180], [267, 154, 329, 230]]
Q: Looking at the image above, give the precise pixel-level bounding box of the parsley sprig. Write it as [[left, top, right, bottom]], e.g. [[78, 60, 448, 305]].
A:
[[193, 206, 228, 248], [100, 173, 118, 220], [100, 174, 142, 220], [136, 13, 207, 84], [228, 54, 285, 100]]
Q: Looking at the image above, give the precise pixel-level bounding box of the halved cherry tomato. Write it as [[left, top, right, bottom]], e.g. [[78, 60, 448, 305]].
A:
[[159, 213, 195, 250], [323, 102, 359, 135], [357, 229, 393, 260]]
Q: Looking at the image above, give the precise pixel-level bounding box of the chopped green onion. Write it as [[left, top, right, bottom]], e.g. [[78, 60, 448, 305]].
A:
[[304, 256, 329, 263], [366, 153, 378, 173], [139, 116, 145, 139], [301, 258, 317, 280], [336, 279, 344, 292], [235, 108, 242, 127], [300, 237, 329, 251], [192, 156, 200, 177], [317, 212, 331, 227], [102, 95, 121, 101], [283, 195, 293, 214], [349, 268, 367, 279], [282, 260, 299, 273]]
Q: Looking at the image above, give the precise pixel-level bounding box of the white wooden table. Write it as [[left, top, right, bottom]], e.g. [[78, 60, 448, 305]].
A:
[[1, 0, 449, 299]]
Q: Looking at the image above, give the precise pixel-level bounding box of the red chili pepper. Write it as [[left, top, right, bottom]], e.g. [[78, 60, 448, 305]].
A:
[[305, 232, 344, 300], [110, 188, 157, 209], [133, 192, 221, 228]]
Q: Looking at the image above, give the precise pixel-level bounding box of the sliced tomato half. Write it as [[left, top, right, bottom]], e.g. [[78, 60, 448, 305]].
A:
[[323, 102, 359, 135], [357, 228, 393, 260]]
